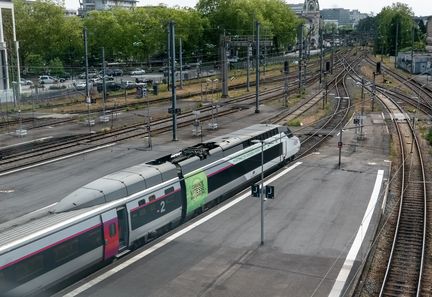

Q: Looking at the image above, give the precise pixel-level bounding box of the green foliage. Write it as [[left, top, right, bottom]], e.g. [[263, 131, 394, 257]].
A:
[[15, 0, 301, 70], [196, 0, 300, 51], [427, 129, 432, 145], [24, 53, 45, 75], [288, 119, 301, 126], [48, 57, 64, 76], [374, 3, 416, 56]]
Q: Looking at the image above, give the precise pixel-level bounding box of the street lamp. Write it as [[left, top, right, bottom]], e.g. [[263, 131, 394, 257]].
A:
[[251, 139, 270, 246]]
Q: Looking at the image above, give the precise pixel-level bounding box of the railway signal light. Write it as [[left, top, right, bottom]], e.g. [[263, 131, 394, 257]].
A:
[[284, 61, 289, 74], [376, 62, 381, 74], [325, 61, 331, 72]]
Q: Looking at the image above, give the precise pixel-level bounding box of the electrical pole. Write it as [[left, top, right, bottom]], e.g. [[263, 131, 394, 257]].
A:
[[411, 23, 414, 74], [331, 28, 334, 74], [83, 27, 91, 133], [284, 61, 289, 107], [247, 43, 251, 92], [372, 72, 376, 112], [255, 21, 260, 113], [395, 21, 399, 69], [167, 23, 170, 91], [338, 128, 343, 169], [179, 38, 183, 89], [102, 47, 107, 119], [360, 78, 365, 139], [298, 23, 303, 93], [221, 33, 229, 98], [170, 21, 177, 141], [319, 17, 323, 85]]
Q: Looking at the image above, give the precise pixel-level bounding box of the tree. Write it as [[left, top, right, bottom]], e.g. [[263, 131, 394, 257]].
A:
[[14, 0, 82, 74], [196, 0, 300, 54], [375, 3, 415, 56]]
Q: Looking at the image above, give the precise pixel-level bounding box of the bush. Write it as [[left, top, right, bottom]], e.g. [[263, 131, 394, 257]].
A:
[[427, 129, 432, 145], [288, 119, 302, 126]]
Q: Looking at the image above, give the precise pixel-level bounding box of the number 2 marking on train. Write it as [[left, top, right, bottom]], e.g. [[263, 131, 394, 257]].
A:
[[160, 201, 166, 213]]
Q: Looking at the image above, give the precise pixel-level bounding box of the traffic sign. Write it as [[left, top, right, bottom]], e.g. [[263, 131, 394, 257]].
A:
[[265, 185, 274, 199], [251, 184, 260, 197]]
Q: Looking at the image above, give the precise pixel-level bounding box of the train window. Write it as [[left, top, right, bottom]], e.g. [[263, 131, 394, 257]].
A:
[[13, 253, 44, 283], [109, 223, 116, 237], [52, 237, 80, 265], [80, 227, 103, 252], [138, 199, 146, 206], [164, 187, 174, 195], [148, 195, 156, 202]]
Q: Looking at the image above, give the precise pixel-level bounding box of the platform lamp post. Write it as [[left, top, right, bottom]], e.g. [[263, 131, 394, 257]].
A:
[[251, 139, 269, 246]]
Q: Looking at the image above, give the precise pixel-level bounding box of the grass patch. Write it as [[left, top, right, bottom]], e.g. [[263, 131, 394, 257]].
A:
[[288, 118, 302, 126]]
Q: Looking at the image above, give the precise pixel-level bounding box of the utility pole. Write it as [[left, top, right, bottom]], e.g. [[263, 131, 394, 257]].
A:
[[83, 27, 91, 133], [298, 23, 303, 93], [102, 47, 107, 119], [247, 43, 251, 92], [179, 38, 183, 89], [284, 60, 289, 107], [338, 128, 343, 169], [167, 23, 170, 91], [360, 78, 365, 139], [255, 21, 260, 113], [395, 21, 399, 69], [319, 17, 323, 85], [411, 23, 414, 74], [372, 72, 376, 112], [169, 21, 177, 141], [221, 33, 229, 98], [331, 28, 335, 74]]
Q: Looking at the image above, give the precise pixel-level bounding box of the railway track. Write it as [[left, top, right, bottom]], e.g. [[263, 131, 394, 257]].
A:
[[377, 88, 427, 297], [0, 49, 356, 173], [364, 57, 432, 111]]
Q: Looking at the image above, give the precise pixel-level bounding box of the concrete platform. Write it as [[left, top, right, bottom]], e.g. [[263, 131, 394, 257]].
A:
[[55, 112, 391, 297]]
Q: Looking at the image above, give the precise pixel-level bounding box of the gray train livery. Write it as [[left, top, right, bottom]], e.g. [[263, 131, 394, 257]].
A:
[[0, 124, 300, 296]]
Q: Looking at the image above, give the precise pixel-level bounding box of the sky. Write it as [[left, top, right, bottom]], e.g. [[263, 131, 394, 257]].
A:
[[65, 0, 432, 17]]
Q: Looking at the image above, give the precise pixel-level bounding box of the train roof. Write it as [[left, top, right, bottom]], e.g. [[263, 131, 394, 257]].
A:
[[0, 177, 178, 254], [149, 124, 285, 166], [0, 205, 99, 254], [54, 162, 177, 212]]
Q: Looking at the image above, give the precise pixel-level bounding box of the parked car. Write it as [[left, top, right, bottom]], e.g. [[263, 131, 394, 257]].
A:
[[96, 81, 121, 93], [121, 81, 136, 89], [39, 75, 58, 84], [78, 72, 99, 79], [111, 68, 123, 76], [130, 68, 146, 75], [19, 78, 33, 86], [73, 81, 87, 91]]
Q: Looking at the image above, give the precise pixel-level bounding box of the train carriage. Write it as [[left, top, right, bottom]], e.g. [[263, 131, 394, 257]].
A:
[[0, 124, 300, 296]]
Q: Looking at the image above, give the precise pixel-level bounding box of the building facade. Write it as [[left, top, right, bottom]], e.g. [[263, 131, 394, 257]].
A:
[[79, 0, 137, 16], [0, 0, 19, 102], [320, 8, 368, 28]]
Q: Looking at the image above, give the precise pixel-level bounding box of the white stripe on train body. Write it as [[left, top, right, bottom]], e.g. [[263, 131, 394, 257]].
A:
[[0, 124, 300, 296]]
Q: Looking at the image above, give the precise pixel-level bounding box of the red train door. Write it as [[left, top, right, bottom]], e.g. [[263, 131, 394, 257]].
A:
[[101, 210, 120, 260]]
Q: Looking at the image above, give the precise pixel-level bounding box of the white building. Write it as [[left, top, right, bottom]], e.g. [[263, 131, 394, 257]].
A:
[[79, 0, 138, 16], [0, 0, 20, 103]]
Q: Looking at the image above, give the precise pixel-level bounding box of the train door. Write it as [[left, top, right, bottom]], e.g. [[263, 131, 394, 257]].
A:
[[116, 207, 129, 251], [101, 210, 120, 260]]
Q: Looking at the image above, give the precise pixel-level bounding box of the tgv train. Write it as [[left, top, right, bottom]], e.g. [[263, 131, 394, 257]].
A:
[[0, 124, 300, 296]]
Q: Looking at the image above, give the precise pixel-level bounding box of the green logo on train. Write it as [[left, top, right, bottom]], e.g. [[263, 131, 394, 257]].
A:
[[185, 171, 208, 215]]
